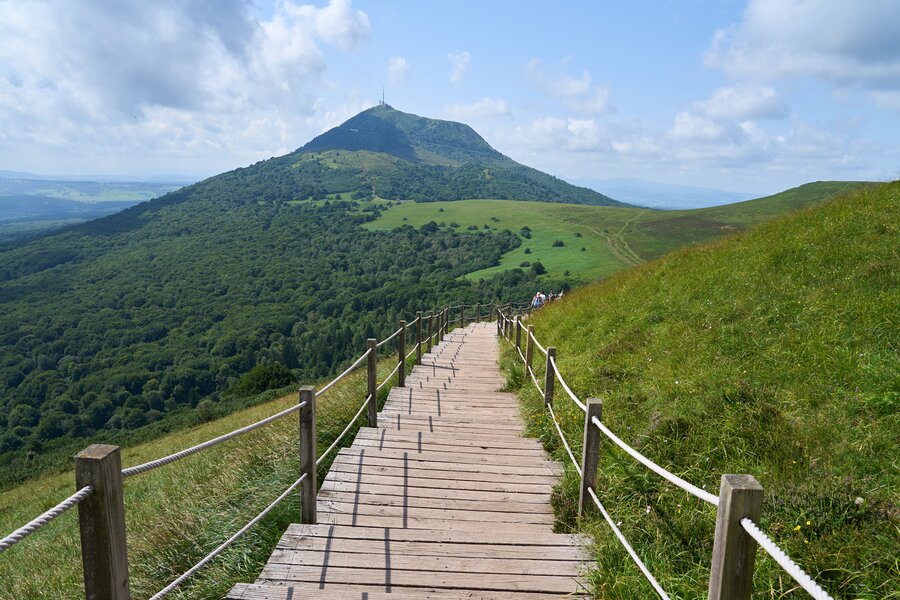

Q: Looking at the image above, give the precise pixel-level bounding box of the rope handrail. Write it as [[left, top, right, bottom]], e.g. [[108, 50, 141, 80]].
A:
[[549, 356, 587, 412], [405, 344, 419, 361], [148, 471, 308, 599], [527, 365, 543, 396], [405, 316, 419, 328], [547, 404, 582, 477], [591, 416, 719, 506], [376, 327, 403, 348], [316, 395, 371, 467], [377, 361, 402, 391], [316, 348, 372, 398], [741, 518, 834, 600], [516, 346, 525, 362], [0, 486, 94, 553], [587, 487, 671, 599], [529, 329, 548, 355], [122, 401, 306, 478]]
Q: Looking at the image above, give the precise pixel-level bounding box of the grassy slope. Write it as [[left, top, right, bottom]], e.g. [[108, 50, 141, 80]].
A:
[[0, 350, 408, 600], [366, 181, 873, 282], [500, 182, 898, 598]]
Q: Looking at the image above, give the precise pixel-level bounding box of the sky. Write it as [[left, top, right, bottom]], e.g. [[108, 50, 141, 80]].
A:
[[1, 0, 899, 194]]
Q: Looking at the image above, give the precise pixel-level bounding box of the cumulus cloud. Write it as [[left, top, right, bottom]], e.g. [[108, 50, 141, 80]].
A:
[[448, 51, 471, 83], [511, 116, 605, 152], [0, 0, 372, 172], [441, 97, 509, 121], [387, 56, 412, 85], [705, 0, 900, 103], [527, 59, 613, 115]]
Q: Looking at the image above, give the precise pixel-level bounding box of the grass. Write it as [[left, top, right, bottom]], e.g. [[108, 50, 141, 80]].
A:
[[365, 181, 874, 282], [0, 339, 417, 600], [500, 181, 898, 598]]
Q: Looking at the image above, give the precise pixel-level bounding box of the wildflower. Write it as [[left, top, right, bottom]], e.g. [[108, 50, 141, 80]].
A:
[[854, 497, 864, 506], [806, 520, 811, 526], [793, 525, 802, 531]]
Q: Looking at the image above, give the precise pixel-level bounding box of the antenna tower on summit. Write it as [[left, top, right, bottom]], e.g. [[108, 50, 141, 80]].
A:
[[380, 87, 385, 106]]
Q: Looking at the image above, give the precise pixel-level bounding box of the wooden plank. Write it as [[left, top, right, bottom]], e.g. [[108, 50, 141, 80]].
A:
[[229, 582, 575, 600], [318, 479, 551, 504], [336, 447, 560, 474], [317, 511, 558, 533], [318, 487, 552, 513], [324, 469, 554, 494], [316, 499, 555, 525], [282, 523, 589, 547]]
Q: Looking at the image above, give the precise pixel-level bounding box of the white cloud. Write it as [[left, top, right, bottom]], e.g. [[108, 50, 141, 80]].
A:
[[441, 97, 509, 121], [510, 116, 605, 152], [700, 84, 788, 121], [705, 0, 900, 107], [448, 51, 471, 83], [0, 0, 372, 173], [387, 56, 412, 85], [527, 59, 613, 115]]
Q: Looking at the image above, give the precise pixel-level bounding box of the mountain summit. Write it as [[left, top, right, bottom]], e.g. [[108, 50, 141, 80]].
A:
[[294, 105, 626, 206]]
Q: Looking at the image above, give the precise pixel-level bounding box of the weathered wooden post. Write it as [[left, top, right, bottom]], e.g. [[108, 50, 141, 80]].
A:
[[367, 338, 378, 427], [460, 304, 466, 328], [298, 386, 317, 524], [544, 347, 556, 405], [708, 475, 763, 600], [525, 325, 535, 372], [415, 311, 423, 365], [427, 312, 434, 353], [578, 399, 603, 516], [515, 317, 522, 351], [496, 307, 501, 335], [398, 320, 406, 388], [75, 444, 131, 600], [475, 303, 481, 323], [443, 308, 448, 337]]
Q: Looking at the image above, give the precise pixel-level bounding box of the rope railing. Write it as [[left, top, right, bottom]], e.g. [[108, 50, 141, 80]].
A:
[[148, 471, 308, 600], [547, 404, 581, 477], [378, 361, 402, 391], [549, 356, 587, 412], [316, 395, 371, 467], [741, 518, 834, 600], [587, 488, 671, 599], [122, 401, 306, 478], [0, 486, 94, 553], [529, 328, 547, 355], [316, 347, 372, 398], [405, 316, 419, 328], [376, 327, 403, 348], [405, 344, 419, 362], [527, 365, 543, 396], [591, 416, 719, 506]]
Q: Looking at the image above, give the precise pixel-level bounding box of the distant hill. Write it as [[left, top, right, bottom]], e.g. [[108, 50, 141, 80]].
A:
[[574, 177, 759, 209], [295, 104, 628, 206]]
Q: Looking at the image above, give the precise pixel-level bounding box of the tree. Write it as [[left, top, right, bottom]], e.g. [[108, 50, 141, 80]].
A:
[[530, 261, 547, 275]]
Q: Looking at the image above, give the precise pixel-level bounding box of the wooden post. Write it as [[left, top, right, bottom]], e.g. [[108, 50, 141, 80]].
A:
[[475, 303, 481, 323], [496, 307, 501, 335], [544, 347, 556, 405], [515, 317, 522, 351], [427, 312, 434, 353], [367, 338, 377, 427], [525, 325, 535, 372], [415, 311, 423, 365], [398, 320, 406, 388], [460, 304, 465, 328], [708, 474, 764, 600], [579, 399, 603, 516], [75, 444, 131, 600], [298, 386, 317, 524], [443, 308, 449, 336]]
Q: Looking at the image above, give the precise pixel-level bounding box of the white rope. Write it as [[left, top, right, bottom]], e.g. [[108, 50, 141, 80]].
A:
[[316, 348, 372, 398], [591, 416, 719, 506], [123, 402, 306, 478], [377, 361, 402, 390], [528, 365, 544, 396], [0, 486, 94, 552], [587, 488, 671, 600], [405, 344, 419, 361], [547, 404, 582, 476], [549, 356, 587, 412], [376, 327, 403, 348], [149, 472, 307, 600], [316, 395, 371, 466], [405, 317, 419, 328], [516, 346, 526, 363], [741, 518, 834, 600], [529, 329, 548, 355]]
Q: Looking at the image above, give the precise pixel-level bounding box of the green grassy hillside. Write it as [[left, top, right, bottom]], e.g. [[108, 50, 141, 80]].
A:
[[0, 349, 407, 599], [366, 181, 872, 282], [501, 181, 898, 598]]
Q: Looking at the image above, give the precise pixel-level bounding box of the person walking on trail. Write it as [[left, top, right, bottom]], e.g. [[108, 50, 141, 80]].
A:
[[532, 292, 542, 309]]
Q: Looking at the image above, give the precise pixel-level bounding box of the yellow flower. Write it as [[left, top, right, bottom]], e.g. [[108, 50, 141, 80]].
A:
[[806, 520, 811, 526], [793, 525, 802, 531]]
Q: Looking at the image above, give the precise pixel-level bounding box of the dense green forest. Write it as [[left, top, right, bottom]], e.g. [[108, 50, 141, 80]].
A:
[[0, 187, 563, 487]]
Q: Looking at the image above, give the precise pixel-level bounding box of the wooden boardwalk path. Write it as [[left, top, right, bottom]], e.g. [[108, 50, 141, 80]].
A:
[[228, 322, 589, 599]]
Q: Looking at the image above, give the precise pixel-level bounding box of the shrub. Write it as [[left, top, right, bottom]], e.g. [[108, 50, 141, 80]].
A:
[[229, 363, 296, 397], [519, 261, 531, 267], [551, 240, 565, 247], [530, 261, 546, 275]]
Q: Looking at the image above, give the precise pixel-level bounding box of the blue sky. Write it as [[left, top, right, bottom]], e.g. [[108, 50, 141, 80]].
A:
[[1, 0, 898, 194]]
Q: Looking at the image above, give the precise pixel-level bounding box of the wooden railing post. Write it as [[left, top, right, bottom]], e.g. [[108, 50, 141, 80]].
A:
[[398, 320, 406, 388], [708, 474, 764, 600], [460, 304, 466, 328], [427, 312, 434, 353], [525, 325, 535, 372], [579, 399, 603, 516], [366, 338, 377, 427], [75, 444, 131, 600], [443, 308, 449, 337], [496, 308, 501, 335], [298, 386, 317, 524], [475, 303, 481, 323], [543, 347, 556, 405], [415, 311, 423, 365], [515, 317, 522, 351]]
